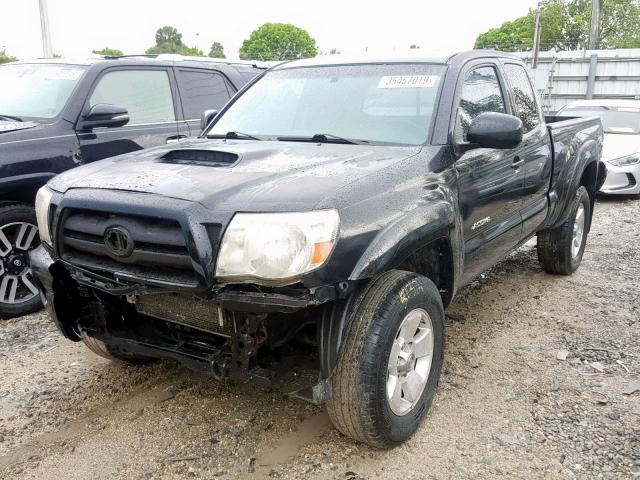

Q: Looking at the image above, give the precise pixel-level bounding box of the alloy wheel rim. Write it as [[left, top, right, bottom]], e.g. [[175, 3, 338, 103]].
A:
[[0, 222, 40, 305], [386, 308, 434, 416], [572, 204, 585, 259]]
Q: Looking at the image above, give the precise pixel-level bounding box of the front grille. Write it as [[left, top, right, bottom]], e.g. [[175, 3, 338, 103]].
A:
[[134, 293, 234, 337], [60, 209, 197, 285]]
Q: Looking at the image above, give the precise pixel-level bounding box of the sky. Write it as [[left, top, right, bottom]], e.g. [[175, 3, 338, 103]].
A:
[[0, 0, 540, 60]]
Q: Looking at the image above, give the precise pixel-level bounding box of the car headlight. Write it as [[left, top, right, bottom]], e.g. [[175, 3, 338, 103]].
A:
[[608, 153, 640, 167], [35, 186, 54, 246], [216, 210, 340, 282]]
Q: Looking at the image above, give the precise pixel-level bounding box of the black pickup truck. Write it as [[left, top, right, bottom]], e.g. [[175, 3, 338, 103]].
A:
[[0, 55, 265, 318], [31, 51, 605, 447]]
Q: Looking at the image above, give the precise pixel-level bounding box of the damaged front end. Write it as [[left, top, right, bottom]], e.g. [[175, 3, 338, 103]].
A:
[[31, 245, 348, 403]]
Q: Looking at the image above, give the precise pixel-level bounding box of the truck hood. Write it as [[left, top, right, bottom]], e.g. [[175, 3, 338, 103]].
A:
[[0, 120, 39, 134], [49, 139, 421, 211], [602, 133, 640, 161]]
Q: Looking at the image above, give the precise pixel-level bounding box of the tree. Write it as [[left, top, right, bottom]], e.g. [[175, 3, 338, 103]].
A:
[[239, 23, 317, 60], [92, 47, 123, 56], [208, 42, 225, 58], [145, 26, 204, 56], [474, 0, 640, 51], [0, 48, 17, 64]]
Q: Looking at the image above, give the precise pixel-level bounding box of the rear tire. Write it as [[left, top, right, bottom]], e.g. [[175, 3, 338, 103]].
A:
[[81, 332, 153, 364], [326, 270, 445, 448], [537, 186, 590, 275], [0, 203, 44, 319]]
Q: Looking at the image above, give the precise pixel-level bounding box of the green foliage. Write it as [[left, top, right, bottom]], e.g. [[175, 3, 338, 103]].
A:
[[474, 0, 640, 51], [239, 23, 317, 60], [409, 44, 420, 49], [208, 42, 225, 58], [92, 47, 124, 56], [0, 48, 17, 64], [145, 26, 204, 56]]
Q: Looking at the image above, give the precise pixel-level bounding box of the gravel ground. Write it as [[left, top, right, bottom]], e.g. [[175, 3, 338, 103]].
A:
[[0, 197, 638, 480]]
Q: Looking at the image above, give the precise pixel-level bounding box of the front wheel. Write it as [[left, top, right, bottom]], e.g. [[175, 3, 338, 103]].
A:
[[0, 203, 44, 319], [327, 270, 445, 448], [537, 186, 591, 275]]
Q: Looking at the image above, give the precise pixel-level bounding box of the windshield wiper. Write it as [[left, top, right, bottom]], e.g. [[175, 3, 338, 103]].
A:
[[206, 131, 263, 141], [277, 133, 369, 145], [0, 114, 23, 122]]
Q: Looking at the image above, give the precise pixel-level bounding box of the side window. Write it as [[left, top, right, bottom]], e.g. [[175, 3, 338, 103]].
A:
[[503, 63, 540, 133], [455, 66, 506, 141], [176, 69, 233, 119], [89, 70, 175, 125]]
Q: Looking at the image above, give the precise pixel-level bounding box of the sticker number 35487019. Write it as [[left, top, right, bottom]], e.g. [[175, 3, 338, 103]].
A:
[[377, 75, 439, 89]]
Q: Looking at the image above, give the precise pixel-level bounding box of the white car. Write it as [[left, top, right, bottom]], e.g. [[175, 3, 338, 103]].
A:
[[558, 99, 640, 195]]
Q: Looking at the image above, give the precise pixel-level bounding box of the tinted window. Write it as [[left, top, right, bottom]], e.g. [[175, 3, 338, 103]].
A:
[[504, 63, 540, 133], [176, 69, 233, 119], [90, 70, 175, 124], [456, 66, 506, 141]]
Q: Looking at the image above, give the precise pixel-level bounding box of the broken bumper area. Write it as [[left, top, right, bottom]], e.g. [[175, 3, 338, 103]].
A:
[[29, 245, 336, 398]]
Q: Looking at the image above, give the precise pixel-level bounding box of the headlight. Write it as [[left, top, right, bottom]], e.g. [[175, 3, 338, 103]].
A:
[[216, 210, 339, 282], [35, 186, 54, 246], [608, 153, 640, 167]]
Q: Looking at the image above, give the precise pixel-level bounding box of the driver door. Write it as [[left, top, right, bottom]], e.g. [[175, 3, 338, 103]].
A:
[[454, 64, 525, 282]]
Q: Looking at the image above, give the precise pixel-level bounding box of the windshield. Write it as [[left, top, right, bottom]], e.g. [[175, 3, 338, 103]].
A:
[[207, 63, 446, 145], [0, 63, 86, 121], [558, 105, 640, 135]]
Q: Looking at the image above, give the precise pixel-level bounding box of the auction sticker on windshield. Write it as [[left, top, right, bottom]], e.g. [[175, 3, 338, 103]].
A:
[[378, 75, 439, 88]]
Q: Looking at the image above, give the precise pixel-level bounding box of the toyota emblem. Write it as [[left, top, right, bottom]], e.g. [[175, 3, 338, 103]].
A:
[[104, 226, 135, 257]]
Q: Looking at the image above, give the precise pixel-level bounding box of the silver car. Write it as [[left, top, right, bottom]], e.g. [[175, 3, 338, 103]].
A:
[[558, 99, 640, 195]]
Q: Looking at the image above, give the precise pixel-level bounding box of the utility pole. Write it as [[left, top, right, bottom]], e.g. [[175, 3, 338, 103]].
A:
[[38, 0, 53, 58], [532, 2, 542, 69], [588, 0, 602, 50]]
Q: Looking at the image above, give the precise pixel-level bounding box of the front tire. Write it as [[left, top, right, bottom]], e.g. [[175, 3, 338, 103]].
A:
[[0, 203, 44, 319], [327, 270, 445, 448], [537, 186, 591, 275], [81, 332, 153, 364]]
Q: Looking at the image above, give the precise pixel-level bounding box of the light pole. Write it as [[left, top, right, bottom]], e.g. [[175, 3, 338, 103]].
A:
[[39, 0, 53, 57], [588, 0, 602, 50]]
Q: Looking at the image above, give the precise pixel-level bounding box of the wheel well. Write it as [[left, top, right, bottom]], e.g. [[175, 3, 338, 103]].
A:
[[579, 161, 599, 230], [397, 237, 454, 308]]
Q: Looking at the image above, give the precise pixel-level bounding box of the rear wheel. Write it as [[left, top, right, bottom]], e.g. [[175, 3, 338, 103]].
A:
[[537, 186, 590, 275], [0, 203, 44, 319], [327, 270, 445, 448], [81, 332, 153, 364]]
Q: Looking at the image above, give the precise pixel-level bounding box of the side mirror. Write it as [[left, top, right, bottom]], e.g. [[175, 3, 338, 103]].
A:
[[80, 104, 129, 130], [467, 112, 523, 150], [200, 109, 219, 131]]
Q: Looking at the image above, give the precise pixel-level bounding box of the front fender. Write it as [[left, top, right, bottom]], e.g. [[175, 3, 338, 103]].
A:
[[348, 198, 460, 282]]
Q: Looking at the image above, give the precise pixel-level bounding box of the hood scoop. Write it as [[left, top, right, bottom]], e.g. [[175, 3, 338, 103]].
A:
[[159, 149, 239, 167]]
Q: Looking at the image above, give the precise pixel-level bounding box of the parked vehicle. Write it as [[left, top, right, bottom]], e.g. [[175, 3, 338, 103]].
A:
[[557, 99, 640, 195], [0, 54, 266, 318], [31, 51, 605, 447]]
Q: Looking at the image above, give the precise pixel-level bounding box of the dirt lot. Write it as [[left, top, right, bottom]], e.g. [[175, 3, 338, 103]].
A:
[[0, 197, 638, 480]]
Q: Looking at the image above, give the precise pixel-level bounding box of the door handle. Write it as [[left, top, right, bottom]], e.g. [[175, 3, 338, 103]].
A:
[[511, 156, 524, 169], [166, 135, 187, 144]]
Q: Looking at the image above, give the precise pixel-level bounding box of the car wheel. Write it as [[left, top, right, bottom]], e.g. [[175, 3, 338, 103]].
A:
[[537, 185, 591, 275], [326, 270, 445, 448], [81, 332, 153, 364], [0, 203, 44, 319]]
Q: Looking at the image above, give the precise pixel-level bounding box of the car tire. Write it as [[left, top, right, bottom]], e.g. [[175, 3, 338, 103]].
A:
[[0, 203, 44, 320], [326, 270, 445, 448], [81, 332, 153, 364], [537, 185, 591, 275]]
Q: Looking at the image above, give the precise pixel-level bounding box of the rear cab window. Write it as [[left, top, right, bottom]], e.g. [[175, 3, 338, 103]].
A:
[[502, 63, 542, 133]]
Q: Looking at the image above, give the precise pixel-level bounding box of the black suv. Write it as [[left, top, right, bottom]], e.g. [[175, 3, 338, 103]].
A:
[[0, 54, 265, 318]]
